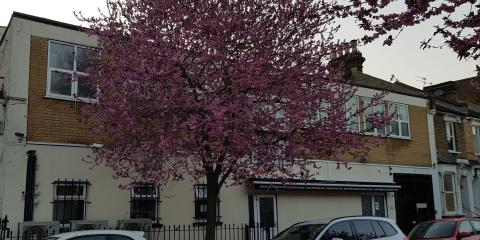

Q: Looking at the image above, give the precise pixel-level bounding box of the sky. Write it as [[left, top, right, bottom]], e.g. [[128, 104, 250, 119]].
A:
[[1, 1, 478, 89]]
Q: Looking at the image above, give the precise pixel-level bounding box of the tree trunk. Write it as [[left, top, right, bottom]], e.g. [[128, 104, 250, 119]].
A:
[[205, 172, 219, 240]]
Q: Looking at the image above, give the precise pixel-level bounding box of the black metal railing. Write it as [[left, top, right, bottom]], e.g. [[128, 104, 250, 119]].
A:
[[0, 220, 277, 240]]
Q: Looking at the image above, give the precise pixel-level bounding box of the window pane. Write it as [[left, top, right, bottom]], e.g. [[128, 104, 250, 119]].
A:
[[50, 71, 72, 96], [321, 222, 354, 240], [361, 196, 373, 216], [400, 122, 410, 137], [390, 121, 399, 135], [470, 220, 480, 232], [130, 199, 156, 220], [259, 197, 275, 227], [371, 221, 386, 238], [275, 224, 326, 240], [409, 221, 455, 239], [378, 221, 397, 237], [77, 75, 97, 99], [373, 196, 385, 217], [56, 185, 84, 196], [109, 236, 134, 240], [459, 221, 474, 234], [352, 220, 376, 240], [397, 105, 408, 121], [53, 200, 84, 223], [49, 43, 74, 70], [443, 174, 453, 191], [445, 193, 455, 212], [76, 47, 93, 72]]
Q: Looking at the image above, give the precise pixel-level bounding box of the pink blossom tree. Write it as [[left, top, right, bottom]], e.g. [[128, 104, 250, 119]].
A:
[[337, 0, 480, 60], [78, 0, 387, 238]]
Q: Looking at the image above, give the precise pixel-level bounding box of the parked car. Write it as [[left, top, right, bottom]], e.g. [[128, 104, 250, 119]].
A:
[[273, 216, 407, 240], [43, 230, 146, 240], [409, 218, 480, 240]]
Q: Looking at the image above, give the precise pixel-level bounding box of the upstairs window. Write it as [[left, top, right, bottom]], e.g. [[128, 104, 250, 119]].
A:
[[388, 102, 410, 138], [473, 126, 480, 155], [47, 41, 96, 100], [446, 121, 457, 152], [345, 96, 360, 132], [363, 97, 385, 135], [52, 179, 89, 224], [130, 184, 160, 221]]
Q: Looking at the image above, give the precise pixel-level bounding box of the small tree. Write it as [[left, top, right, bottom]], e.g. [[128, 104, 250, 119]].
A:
[[78, 0, 387, 239]]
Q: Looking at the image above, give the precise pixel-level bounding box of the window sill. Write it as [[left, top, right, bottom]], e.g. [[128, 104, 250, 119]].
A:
[[387, 135, 412, 141], [448, 150, 461, 154], [44, 95, 98, 103]]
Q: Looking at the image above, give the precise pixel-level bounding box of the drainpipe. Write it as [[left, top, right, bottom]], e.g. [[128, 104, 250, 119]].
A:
[[23, 150, 36, 221]]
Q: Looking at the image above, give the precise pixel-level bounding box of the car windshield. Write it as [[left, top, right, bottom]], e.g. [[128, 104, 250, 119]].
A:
[[273, 224, 326, 240], [409, 221, 457, 239]]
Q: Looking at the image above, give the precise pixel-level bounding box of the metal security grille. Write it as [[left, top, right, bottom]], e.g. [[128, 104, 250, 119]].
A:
[[194, 184, 220, 223], [130, 184, 161, 221], [52, 179, 90, 224]]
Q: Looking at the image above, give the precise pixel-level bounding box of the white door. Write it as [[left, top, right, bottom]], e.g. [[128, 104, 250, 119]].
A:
[[250, 195, 278, 240]]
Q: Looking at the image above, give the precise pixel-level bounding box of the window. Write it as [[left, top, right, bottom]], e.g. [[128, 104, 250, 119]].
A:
[[363, 97, 385, 134], [388, 102, 410, 138], [346, 96, 360, 132], [470, 220, 480, 232], [70, 236, 106, 240], [378, 221, 397, 237], [408, 221, 456, 239], [130, 185, 160, 221], [459, 221, 474, 234], [361, 195, 385, 217], [352, 220, 376, 240], [194, 184, 220, 223], [473, 126, 480, 154], [321, 221, 354, 240], [52, 180, 89, 224], [370, 221, 386, 238], [273, 224, 326, 240], [443, 173, 457, 213], [446, 122, 457, 152], [48, 41, 96, 100]]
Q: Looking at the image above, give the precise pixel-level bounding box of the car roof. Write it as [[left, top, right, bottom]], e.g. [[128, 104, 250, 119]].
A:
[[295, 216, 395, 226], [52, 230, 144, 239]]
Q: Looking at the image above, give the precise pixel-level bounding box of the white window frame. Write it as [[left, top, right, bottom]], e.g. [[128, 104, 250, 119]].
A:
[[442, 173, 457, 214], [388, 102, 411, 139], [363, 97, 386, 135], [473, 126, 480, 155], [345, 96, 360, 132], [131, 185, 160, 199], [47, 40, 97, 102], [446, 121, 458, 153]]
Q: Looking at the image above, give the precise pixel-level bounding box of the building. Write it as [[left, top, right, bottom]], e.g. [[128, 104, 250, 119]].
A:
[[0, 12, 440, 236], [424, 76, 480, 218]]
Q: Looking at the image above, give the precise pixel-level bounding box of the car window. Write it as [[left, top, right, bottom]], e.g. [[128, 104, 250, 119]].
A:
[[272, 224, 326, 240], [352, 220, 376, 240], [378, 221, 397, 237], [409, 221, 456, 239], [321, 221, 354, 240], [70, 235, 107, 240], [470, 220, 480, 232], [108, 236, 134, 240], [459, 221, 474, 234], [371, 221, 386, 238]]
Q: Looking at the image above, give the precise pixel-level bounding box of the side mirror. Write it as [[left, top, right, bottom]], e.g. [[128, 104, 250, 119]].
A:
[[459, 232, 472, 238], [332, 238, 344, 240]]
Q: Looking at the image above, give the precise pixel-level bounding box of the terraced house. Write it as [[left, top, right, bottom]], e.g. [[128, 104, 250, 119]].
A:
[[0, 12, 441, 237], [424, 77, 480, 218]]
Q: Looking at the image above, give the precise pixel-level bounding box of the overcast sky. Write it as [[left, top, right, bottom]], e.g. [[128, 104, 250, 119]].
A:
[[1, 1, 478, 89]]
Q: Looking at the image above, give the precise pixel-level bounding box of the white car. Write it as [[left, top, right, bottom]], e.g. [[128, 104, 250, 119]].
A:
[[44, 230, 146, 240], [273, 216, 407, 240]]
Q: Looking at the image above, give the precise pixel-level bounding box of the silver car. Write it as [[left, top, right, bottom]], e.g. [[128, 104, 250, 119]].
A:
[[273, 216, 407, 240], [44, 230, 146, 240]]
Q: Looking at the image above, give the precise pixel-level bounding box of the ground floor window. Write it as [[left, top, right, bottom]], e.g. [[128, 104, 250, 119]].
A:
[[194, 184, 220, 223], [443, 173, 457, 213], [361, 195, 385, 217], [52, 179, 89, 224], [130, 184, 160, 221]]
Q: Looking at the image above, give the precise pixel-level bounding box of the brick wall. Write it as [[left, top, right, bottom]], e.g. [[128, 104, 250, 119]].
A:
[[365, 105, 432, 167], [27, 36, 99, 144]]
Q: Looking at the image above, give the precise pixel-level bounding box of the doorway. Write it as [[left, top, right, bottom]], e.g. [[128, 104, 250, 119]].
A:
[[248, 195, 278, 240]]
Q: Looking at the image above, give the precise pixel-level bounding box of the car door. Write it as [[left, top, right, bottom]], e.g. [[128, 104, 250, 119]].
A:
[[458, 220, 476, 240], [319, 221, 355, 240]]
